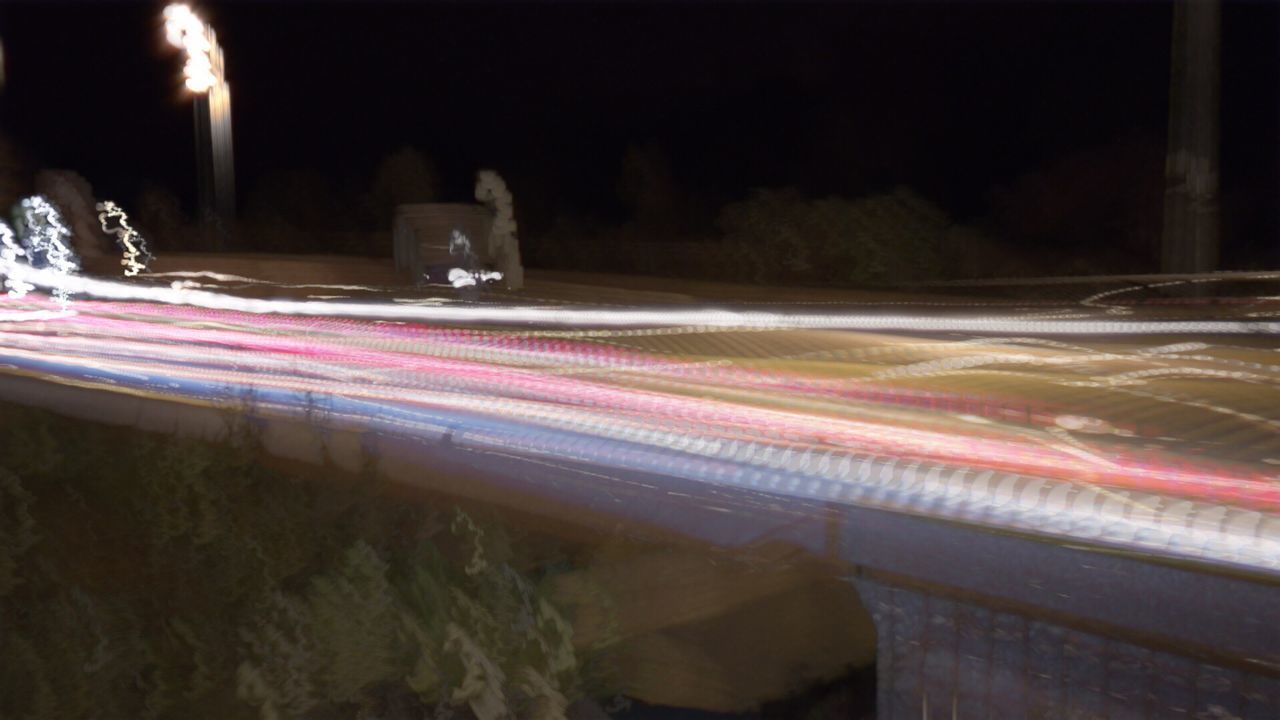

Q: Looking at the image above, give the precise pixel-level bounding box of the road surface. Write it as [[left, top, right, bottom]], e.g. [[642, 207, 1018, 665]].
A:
[[0, 268, 1278, 580]]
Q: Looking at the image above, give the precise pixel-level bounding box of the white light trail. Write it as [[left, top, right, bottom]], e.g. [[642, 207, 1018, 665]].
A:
[[0, 221, 32, 298], [17, 196, 78, 308], [447, 268, 504, 288], [2, 259, 1279, 335], [95, 201, 151, 277], [142, 270, 379, 292]]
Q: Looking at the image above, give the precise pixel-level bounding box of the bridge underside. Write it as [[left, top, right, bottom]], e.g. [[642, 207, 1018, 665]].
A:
[[856, 578, 1279, 719]]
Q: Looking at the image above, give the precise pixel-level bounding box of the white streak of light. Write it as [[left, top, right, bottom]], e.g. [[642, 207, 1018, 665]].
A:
[[3, 259, 1279, 335]]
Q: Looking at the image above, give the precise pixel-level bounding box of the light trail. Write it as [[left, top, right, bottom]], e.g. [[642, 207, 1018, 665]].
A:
[[95, 201, 151, 276], [0, 277, 1278, 577], [16, 197, 78, 307], [4, 259, 1280, 334], [0, 220, 33, 298]]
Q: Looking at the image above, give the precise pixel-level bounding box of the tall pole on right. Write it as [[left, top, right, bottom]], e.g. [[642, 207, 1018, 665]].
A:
[[1161, 0, 1221, 275]]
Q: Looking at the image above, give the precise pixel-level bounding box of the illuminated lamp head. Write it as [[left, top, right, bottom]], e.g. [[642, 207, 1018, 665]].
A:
[[163, 4, 217, 94]]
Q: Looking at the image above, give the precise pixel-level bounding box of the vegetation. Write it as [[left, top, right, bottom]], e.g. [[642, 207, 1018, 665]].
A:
[[109, 130, 1183, 284], [532, 185, 1001, 286], [716, 186, 950, 285], [0, 402, 588, 720]]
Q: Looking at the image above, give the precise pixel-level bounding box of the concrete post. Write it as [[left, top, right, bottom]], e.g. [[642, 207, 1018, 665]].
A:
[[1161, 0, 1221, 274]]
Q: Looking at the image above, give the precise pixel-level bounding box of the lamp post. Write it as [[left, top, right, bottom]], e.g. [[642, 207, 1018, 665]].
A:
[[163, 4, 235, 244]]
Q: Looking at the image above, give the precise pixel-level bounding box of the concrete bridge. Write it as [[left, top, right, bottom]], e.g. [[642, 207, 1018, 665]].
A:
[[1, 367, 1275, 719], [2, 258, 1279, 716]]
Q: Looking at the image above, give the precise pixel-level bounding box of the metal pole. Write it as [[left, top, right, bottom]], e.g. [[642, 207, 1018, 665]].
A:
[[211, 79, 235, 230], [208, 37, 235, 234], [193, 93, 216, 246]]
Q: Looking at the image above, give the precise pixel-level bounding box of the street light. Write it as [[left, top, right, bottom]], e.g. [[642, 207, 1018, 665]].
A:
[[163, 4, 235, 241]]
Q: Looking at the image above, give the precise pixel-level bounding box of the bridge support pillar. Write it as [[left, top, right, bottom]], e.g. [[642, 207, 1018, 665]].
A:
[[853, 579, 1280, 720]]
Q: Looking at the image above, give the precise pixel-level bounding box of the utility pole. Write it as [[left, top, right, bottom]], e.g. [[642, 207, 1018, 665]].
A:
[[1161, 0, 1221, 274]]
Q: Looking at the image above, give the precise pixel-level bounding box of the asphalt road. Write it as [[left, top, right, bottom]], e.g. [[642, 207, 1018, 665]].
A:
[[1, 268, 1278, 582]]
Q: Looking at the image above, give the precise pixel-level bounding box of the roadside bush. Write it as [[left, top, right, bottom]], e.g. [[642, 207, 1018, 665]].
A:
[[988, 133, 1164, 273], [534, 186, 1015, 287], [0, 403, 584, 720], [364, 146, 439, 230], [716, 186, 954, 286]]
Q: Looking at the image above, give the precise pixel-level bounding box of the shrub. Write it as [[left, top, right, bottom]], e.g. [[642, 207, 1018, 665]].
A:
[[716, 186, 953, 286], [0, 403, 585, 720]]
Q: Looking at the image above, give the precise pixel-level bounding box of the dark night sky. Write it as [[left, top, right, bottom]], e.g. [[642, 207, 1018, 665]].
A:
[[0, 1, 1276, 253]]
